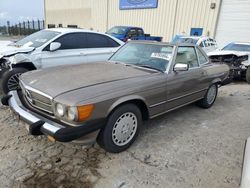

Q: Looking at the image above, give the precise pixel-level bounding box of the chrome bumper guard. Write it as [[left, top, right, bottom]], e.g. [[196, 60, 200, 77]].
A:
[[2, 91, 100, 143]]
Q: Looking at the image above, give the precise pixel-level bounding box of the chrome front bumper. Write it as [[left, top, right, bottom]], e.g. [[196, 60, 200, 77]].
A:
[[3, 91, 101, 144]]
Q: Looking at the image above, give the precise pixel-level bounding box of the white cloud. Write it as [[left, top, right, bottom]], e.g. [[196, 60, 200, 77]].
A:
[[18, 16, 39, 22], [0, 12, 11, 19]]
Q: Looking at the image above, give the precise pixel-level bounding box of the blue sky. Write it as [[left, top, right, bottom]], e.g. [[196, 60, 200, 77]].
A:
[[0, 0, 44, 26]]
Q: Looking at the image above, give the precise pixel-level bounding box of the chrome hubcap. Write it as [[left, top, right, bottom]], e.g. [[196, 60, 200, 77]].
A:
[[7, 73, 22, 91], [112, 112, 138, 146], [207, 85, 217, 104]]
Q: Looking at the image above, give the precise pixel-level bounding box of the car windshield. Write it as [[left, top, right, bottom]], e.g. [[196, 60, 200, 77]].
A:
[[13, 30, 60, 48], [223, 43, 250, 52], [107, 26, 127, 35], [109, 43, 173, 72]]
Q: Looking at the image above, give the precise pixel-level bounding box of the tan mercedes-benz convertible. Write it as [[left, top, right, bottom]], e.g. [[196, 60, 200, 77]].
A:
[[2, 41, 230, 153]]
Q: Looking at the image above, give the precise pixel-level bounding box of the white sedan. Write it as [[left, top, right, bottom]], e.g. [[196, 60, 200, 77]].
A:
[[0, 28, 124, 94]]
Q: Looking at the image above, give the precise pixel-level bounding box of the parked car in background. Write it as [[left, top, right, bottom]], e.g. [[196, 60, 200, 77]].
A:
[[172, 35, 218, 53], [208, 42, 250, 84], [0, 28, 124, 94], [2, 41, 230, 153], [107, 26, 163, 42]]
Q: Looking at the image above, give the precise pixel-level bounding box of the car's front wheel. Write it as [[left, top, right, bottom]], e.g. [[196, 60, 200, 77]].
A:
[[246, 67, 250, 84], [97, 104, 142, 153], [1, 68, 28, 94], [197, 84, 218, 109]]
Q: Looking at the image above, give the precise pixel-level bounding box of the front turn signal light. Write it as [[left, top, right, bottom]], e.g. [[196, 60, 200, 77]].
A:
[[77, 104, 94, 122]]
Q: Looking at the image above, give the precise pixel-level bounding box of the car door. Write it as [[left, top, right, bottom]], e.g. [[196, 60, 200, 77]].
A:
[[85, 33, 121, 62], [166, 46, 205, 111], [40, 32, 88, 68]]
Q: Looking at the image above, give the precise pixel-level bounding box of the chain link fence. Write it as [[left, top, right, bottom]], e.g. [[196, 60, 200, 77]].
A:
[[0, 20, 44, 36]]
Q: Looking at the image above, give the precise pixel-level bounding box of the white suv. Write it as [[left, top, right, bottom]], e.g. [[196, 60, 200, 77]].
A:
[[0, 28, 124, 94]]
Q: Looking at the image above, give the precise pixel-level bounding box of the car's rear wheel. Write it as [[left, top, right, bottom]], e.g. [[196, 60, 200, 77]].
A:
[[196, 84, 218, 109], [246, 67, 250, 84], [1, 68, 28, 94], [97, 104, 142, 153]]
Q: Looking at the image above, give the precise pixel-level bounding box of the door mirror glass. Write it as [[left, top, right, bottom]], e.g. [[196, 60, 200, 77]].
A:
[[49, 42, 61, 51], [174, 63, 189, 71]]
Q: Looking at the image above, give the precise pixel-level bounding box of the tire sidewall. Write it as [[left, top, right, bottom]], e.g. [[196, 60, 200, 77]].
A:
[[204, 84, 218, 108], [99, 104, 142, 153], [1, 68, 28, 94]]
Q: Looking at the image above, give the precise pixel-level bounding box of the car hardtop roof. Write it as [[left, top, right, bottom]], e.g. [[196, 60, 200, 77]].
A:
[[232, 42, 250, 45], [180, 36, 210, 39], [127, 40, 198, 47], [45, 28, 105, 35]]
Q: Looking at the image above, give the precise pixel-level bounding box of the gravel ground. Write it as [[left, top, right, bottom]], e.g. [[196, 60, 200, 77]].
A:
[[0, 82, 250, 188]]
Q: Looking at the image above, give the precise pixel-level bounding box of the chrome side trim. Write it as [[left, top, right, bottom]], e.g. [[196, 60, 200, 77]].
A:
[[149, 101, 167, 108], [150, 97, 204, 119], [167, 88, 207, 103]]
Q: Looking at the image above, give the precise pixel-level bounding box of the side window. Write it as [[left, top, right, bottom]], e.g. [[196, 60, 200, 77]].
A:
[[196, 48, 208, 65], [199, 42, 204, 48], [137, 29, 144, 36], [127, 29, 137, 37], [175, 47, 199, 68], [86, 33, 120, 48], [54, 33, 87, 50]]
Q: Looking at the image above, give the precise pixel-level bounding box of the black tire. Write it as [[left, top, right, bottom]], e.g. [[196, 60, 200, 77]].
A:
[[1, 68, 28, 94], [97, 104, 142, 153], [246, 67, 250, 84], [196, 84, 218, 109]]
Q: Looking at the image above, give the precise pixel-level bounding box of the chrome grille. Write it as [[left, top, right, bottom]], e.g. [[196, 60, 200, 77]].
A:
[[22, 86, 53, 114]]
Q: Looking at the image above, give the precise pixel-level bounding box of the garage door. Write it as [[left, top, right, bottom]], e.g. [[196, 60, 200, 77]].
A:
[[215, 0, 250, 48]]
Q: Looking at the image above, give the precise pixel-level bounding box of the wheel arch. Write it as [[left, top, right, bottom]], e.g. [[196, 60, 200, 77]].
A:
[[211, 78, 222, 86], [12, 62, 37, 71], [107, 96, 149, 121]]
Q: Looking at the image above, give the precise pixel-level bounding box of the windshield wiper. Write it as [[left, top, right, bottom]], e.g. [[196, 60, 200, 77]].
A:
[[134, 64, 164, 73]]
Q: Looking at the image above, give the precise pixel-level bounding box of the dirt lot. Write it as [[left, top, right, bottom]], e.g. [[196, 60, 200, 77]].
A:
[[0, 82, 248, 188]]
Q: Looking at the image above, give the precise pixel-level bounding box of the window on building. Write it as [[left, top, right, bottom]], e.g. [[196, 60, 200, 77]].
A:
[[86, 33, 120, 48], [48, 24, 55, 28], [67, 25, 78, 28], [54, 33, 87, 50]]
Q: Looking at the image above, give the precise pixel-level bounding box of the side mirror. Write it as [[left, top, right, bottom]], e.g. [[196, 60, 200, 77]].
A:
[[174, 63, 189, 72], [49, 42, 61, 52]]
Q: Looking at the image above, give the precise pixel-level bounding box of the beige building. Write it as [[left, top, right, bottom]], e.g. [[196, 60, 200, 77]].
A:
[[44, 0, 250, 47]]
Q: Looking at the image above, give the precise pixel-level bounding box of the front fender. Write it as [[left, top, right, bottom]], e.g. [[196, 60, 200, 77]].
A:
[[107, 95, 148, 116], [9, 54, 32, 66]]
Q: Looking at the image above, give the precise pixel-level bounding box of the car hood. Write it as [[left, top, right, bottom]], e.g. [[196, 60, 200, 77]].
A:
[[0, 44, 34, 58], [20, 62, 156, 98], [208, 50, 250, 57]]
